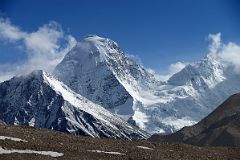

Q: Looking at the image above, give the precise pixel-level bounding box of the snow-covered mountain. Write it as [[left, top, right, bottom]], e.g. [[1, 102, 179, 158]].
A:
[[54, 35, 240, 133], [0, 70, 149, 140], [138, 55, 240, 133], [53, 35, 159, 121]]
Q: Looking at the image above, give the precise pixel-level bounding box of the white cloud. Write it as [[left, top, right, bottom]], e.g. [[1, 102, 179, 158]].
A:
[[218, 42, 240, 73], [168, 62, 186, 75], [25, 22, 63, 55], [0, 18, 77, 82], [206, 33, 240, 73], [156, 33, 240, 81], [0, 18, 27, 41], [152, 62, 187, 81], [208, 33, 221, 56]]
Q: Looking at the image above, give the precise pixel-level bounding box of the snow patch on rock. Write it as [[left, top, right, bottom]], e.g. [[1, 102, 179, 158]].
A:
[[0, 136, 27, 142], [0, 146, 63, 157]]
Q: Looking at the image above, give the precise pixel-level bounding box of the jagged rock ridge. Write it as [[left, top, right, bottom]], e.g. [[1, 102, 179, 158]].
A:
[[0, 70, 149, 140]]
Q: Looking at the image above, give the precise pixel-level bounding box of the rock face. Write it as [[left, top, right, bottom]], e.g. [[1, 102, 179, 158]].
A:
[[54, 35, 240, 133], [0, 70, 149, 140], [149, 93, 240, 147]]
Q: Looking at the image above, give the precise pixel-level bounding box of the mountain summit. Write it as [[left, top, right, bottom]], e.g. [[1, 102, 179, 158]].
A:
[[54, 35, 133, 112], [53, 35, 158, 121]]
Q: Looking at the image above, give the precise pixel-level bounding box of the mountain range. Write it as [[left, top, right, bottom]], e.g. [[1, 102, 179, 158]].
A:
[[54, 35, 240, 133], [0, 35, 240, 138]]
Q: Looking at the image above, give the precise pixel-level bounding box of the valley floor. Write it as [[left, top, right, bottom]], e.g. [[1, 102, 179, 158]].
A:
[[0, 125, 239, 160]]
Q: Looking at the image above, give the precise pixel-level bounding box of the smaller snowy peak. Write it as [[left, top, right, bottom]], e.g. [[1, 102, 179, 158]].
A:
[[168, 55, 225, 88]]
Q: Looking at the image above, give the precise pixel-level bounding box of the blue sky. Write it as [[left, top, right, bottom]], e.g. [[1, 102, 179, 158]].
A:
[[0, 0, 240, 73]]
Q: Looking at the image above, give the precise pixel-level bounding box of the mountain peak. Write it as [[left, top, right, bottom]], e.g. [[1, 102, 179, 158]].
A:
[[60, 35, 121, 68], [82, 35, 119, 51], [168, 54, 224, 87], [0, 71, 149, 140], [84, 34, 105, 41]]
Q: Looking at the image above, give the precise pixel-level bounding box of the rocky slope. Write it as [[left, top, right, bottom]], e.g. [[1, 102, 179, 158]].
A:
[[0, 124, 239, 160], [0, 70, 149, 140], [54, 35, 240, 133], [149, 93, 240, 147]]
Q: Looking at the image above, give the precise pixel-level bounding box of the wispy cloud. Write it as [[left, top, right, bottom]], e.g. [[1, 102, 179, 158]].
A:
[[150, 62, 187, 81], [210, 33, 240, 73], [0, 18, 77, 82], [208, 33, 221, 56], [0, 18, 27, 41]]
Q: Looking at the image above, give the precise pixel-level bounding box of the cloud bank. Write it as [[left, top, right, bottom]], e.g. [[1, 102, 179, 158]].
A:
[[0, 18, 77, 82]]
